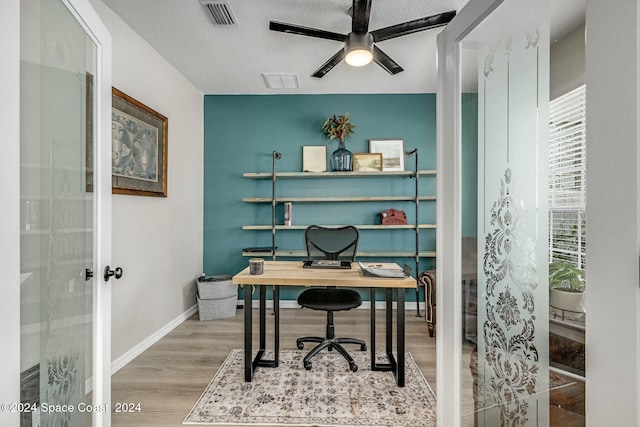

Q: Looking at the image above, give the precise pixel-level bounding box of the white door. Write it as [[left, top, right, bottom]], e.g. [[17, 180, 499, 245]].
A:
[[20, 0, 113, 425], [437, 0, 555, 425]]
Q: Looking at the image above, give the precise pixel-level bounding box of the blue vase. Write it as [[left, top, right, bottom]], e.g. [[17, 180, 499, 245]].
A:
[[331, 140, 352, 171]]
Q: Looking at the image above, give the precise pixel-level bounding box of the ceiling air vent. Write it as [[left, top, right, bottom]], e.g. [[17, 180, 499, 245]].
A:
[[200, 1, 238, 27]]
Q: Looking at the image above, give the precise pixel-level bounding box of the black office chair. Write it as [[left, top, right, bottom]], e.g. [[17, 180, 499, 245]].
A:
[[296, 225, 367, 372]]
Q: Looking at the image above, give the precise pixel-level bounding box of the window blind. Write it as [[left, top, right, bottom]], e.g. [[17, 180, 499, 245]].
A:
[[548, 85, 586, 268]]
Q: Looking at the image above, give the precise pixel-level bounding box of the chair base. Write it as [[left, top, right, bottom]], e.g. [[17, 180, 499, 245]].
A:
[[297, 336, 367, 372]]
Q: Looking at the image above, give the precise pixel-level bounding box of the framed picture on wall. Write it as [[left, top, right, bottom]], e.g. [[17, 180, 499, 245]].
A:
[[369, 139, 405, 171], [302, 146, 327, 172], [353, 153, 383, 172], [111, 87, 168, 197]]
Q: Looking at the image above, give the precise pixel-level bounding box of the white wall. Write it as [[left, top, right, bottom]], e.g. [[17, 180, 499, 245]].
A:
[[586, 0, 640, 424], [89, 0, 204, 366], [550, 24, 585, 100], [0, 0, 22, 425]]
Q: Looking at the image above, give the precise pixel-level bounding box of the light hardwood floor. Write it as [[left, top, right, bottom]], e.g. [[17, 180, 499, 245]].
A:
[[111, 307, 436, 426], [110, 306, 584, 426]]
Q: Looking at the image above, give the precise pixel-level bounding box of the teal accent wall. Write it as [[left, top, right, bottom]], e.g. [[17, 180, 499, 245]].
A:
[[203, 93, 476, 302]]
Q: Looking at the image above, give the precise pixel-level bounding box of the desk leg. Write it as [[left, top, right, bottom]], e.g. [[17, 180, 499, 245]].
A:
[[370, 288, 376, 371], [273, 285, 279, 367], [397, 287, 405, 387], [370, 287, 405, 387], [244, 283, 253, 382], [386, 288, 393, 355]]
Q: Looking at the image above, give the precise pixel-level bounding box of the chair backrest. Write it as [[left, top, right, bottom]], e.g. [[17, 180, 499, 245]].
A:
[[305, 225, 359, 261]]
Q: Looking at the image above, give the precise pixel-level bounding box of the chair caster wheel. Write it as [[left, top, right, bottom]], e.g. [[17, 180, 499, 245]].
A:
[[297, 342, 304, 350], [304, 362, 312, 370], [361, 344, 367, 351], [350, 363, 358, 372]]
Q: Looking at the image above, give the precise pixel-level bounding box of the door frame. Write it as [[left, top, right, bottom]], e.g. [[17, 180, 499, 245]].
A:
[[436, 2, 506, 425], [0, 1, 21, 423], [61, 0, 113, 425]]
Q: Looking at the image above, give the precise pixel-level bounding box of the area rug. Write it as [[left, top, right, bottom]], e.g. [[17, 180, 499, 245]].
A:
[[183, 349, 436, 426]]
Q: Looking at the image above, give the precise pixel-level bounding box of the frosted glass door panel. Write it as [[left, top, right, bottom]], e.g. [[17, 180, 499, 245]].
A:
[[459, 0, 551, 425], [20, 0, 96, 425]]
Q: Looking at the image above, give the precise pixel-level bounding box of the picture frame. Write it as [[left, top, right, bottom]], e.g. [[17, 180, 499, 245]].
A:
[[353, 152, 383, 172], [112, 87, 168, 197], [302, 146, 327, 172], [369, 139, 405, 171]]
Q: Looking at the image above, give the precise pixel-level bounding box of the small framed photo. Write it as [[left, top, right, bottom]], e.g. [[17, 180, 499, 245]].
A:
[[112, 87, 168, 197], [353, 153, 383, 172], [369, 139, 405, 171], [302, 146, 327, 172]]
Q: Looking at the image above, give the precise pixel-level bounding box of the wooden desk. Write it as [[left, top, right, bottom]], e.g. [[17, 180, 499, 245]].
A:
[[232, 261, 416, 387]]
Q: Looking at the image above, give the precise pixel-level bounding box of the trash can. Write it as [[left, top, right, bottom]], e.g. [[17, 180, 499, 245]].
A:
[[196, 275, 238, 320]]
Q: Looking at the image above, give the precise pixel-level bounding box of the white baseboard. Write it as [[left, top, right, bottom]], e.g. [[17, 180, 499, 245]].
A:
[[87, 305, 198, 393], [110, 304, 198, 375]]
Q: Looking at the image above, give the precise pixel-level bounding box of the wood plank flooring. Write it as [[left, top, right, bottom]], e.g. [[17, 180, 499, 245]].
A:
[[110, 307, 584, 426], [111, 307, 436, 426]]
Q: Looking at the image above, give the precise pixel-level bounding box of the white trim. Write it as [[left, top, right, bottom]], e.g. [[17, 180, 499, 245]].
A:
[[0, 1, 21, 425], [436, 1, 505, 426], [61, 0, 113, 425], [110, 305, 198, 375]]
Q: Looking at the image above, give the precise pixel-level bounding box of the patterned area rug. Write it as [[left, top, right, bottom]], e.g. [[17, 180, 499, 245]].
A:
[[183, 349, 436, 426]]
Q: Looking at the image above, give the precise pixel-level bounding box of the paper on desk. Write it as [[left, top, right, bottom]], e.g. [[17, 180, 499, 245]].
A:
[[358, 262, 406, 278]]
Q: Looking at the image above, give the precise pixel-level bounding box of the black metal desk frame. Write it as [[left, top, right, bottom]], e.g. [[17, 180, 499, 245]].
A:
[[244, 284, 406, 387]]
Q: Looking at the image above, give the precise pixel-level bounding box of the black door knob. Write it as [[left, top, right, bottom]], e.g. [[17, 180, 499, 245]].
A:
[[104, 266, 124, 281]]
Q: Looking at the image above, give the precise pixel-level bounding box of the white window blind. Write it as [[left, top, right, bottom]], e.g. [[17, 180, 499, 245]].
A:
[[548, 85, 586, 268]]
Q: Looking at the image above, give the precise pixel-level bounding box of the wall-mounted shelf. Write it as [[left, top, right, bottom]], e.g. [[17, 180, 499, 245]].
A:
[[243, 170, 436, 179], [242, 249, 437, 258], [243, 196, 436, 203], [242, 224, 436, 230]]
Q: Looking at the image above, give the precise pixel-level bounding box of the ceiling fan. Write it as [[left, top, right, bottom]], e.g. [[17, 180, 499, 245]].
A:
[[269, 0, 456, 78]]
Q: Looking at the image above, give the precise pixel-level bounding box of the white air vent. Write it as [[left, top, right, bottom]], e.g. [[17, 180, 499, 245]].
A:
[[200, 0, 238, 27], [263, 73, 299, 89]]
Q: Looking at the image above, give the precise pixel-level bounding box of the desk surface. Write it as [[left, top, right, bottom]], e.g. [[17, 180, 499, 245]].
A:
[[232, 261, 416, 288]]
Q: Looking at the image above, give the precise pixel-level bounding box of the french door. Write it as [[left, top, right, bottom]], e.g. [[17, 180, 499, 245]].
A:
[[437, 0, 555, 425], [20, 0, 112, 425]]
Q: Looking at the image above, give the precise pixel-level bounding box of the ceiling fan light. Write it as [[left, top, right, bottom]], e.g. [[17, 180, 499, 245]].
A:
[[346, 48, 373, 66], [344, 33, 374, 67]]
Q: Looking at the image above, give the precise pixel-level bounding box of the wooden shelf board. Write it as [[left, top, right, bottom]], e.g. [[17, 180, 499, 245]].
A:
[[242, 224, 436, 230], [243, 170, 436, 179], [243, 196, 437, 203], [242, 250, 437, 258]]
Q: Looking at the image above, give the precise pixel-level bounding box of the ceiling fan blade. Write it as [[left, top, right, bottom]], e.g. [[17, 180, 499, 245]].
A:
[[269, 21, 346, 42], [351, 0, 372, 33], [372, 46, 403, 75], [370, 10, 456, 42], [311, 49, 346, 78]]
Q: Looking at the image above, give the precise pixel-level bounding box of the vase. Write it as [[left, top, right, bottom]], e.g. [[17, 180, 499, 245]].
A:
[[331, 140, 352, 171]]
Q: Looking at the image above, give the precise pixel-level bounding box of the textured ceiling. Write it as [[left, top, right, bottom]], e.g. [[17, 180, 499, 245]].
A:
[[100, 0, 585, 95]]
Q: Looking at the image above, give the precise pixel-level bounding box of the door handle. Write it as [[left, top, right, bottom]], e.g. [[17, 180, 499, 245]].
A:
[[85, 268, 94, 281], [104, 266, 124, 281]]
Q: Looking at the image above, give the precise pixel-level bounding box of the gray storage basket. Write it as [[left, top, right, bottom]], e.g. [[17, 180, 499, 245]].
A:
[[196, 275, 238, 320], [197, 294, 237, 320], [196, 275, 236, 299]]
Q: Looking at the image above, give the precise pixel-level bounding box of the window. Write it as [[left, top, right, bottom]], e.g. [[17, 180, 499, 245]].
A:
[[548, 85, 586, 269]]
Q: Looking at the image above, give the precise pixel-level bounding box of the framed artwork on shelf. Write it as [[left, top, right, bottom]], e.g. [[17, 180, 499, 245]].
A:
[[302, 146, 327, 172], [112, 87, 168, 197], [369, 139, 405, 171], [353, 152, 383, 172]]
